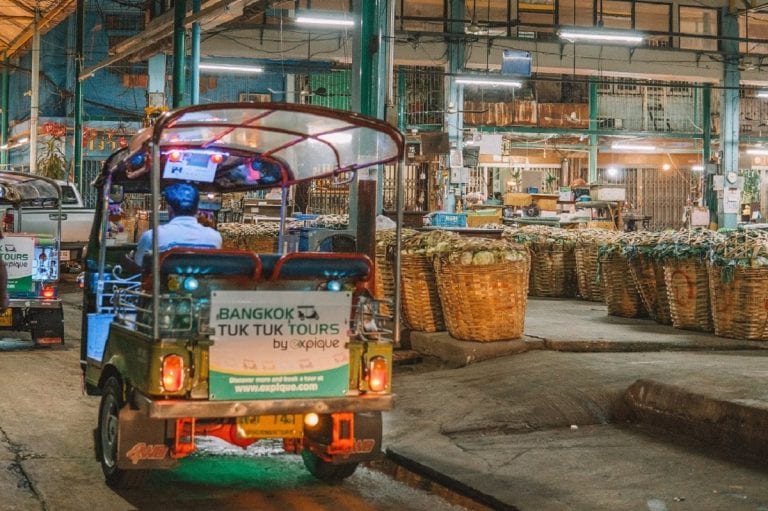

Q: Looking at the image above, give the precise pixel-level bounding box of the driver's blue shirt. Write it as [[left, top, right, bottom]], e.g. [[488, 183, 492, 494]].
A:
[[134, 216, 222, 267]]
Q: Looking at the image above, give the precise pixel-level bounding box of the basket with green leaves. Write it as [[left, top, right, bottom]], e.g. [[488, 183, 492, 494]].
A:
[[219, 222, 281, 253], [399, 229, 461, 332], [598, 232, 648, 318], [433, 238, 530, 342], [374, 228, 417, 319], [573, 229, 614, 302], [655, 228, 723, 332], [707, 229, 768, 340], [503, 225, 576, 298], [623, 230, 673, 325]]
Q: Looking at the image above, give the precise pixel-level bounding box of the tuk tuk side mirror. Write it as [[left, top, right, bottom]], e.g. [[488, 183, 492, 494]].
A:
[[109, 185, 125, 203]]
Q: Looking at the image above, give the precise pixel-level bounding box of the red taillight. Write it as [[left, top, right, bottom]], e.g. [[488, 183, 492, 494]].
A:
[[367, 356, 388, 392], [162, 354, 184, 392], [168, 150, 183, 162], [210, 153, 224, 164], [41, 285, 56, 299]]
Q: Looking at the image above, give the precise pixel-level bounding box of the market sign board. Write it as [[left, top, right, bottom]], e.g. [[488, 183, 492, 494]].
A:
[[209, 290, 351, 400], [0, 236, 34, 293]]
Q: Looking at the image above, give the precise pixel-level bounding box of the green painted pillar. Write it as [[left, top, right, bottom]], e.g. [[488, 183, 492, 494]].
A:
[[719, 9, 740, 229], [172, 0, 186, 108], [190, 0, 201, 105], [351, 0, 386, 262], [702, 83, 712, 163], [1, 53, 9, 166], [73, 0, 85, 188], [446, 0, 465, 209], [588, 77, 598, 183]]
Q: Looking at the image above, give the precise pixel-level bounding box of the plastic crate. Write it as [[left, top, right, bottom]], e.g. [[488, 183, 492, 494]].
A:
[[423, 212, 467, 228]]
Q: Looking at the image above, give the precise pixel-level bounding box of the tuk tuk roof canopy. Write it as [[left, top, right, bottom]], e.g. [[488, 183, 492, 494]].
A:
[[102, 103, 404, 192], [0, 172, 61, 207]]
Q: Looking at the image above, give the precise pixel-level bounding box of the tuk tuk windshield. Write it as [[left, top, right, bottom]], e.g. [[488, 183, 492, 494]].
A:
[[103, 103, 403, 192], [0, 172, 60, 207]]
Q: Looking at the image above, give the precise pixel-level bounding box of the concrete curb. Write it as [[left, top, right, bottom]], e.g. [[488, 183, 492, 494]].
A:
[[383, 449, 518, 511], [624, 379, 768, 463], [408, 331, 539, 368]]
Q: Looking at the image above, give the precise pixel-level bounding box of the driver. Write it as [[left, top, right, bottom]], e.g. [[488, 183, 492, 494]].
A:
[[133, 182, 222, 268]]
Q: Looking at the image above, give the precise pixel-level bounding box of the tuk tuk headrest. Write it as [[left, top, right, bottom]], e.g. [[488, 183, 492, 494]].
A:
[[159, 248, 261, 279], [267, 252, 371, 281]]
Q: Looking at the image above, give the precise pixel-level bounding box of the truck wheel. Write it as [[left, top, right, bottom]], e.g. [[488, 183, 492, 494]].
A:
[[301, 449, 359, 482], [97, 377, 148, 488]]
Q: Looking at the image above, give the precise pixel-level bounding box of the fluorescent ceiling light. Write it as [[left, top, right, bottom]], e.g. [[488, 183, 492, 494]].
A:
[[559, 27, 644, 44], [199, 63, 264, 74], [456, 77, 522, 88], [758, 90, 768, 98], [612, 143, 656, 151], [747, 148, 768, 155], [296, 16, 353, 27], [692, 165, 705, 171]]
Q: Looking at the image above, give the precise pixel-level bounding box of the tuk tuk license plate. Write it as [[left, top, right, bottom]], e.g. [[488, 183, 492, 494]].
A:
[[0, 308, 12, 327], [236, 414, 303, 439]]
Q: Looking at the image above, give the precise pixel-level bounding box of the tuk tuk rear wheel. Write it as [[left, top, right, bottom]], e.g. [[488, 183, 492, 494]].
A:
[[301, 449, 359, 482], [97, 377, 148, 488]]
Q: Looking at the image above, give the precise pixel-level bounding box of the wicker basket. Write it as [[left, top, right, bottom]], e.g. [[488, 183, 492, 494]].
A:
[[529, 242, 578, 298], [708, 264, 768, 340], [575, 241, 604, 302], [664, 258, 712, 332], [601, 251, 647, 318], [627, 255, 672, 324], [433, 255, 530, 342], [400, 252, 444, 332], [222, 236, 277, 253]]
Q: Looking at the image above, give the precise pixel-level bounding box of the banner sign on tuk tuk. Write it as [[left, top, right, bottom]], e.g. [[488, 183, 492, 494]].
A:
[[0, 236, 34, 293], [209, 290, 352, 400]]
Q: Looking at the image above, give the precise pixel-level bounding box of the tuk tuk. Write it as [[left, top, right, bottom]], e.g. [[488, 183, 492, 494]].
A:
[[80, 103, 404, 488], [0, 172, 64, 346]]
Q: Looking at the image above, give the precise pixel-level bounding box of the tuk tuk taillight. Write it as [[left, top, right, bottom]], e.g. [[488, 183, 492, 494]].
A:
[[367, 356, 388, 392], [41, 285, 56, 299], [161, 354, 185, 392]]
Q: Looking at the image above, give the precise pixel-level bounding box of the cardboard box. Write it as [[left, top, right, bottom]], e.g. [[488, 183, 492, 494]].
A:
[[504, 192, 531, 206]]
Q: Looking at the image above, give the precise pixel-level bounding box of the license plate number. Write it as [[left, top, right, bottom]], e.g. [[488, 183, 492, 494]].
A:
[[236, 414, 303, 439], [0, 308, 13, 327]]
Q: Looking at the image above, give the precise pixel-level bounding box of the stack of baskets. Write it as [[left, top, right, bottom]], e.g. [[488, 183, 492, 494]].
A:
[[219, 222, 280, 252], [623, 231, 672, 325], [433, 237, 530, 341], [599, 232, 647, 318], [574, 229, 612, 302], [505, 226, 577, 298], [374, 228, 416, 317], [655, 229, 723, 332], [399, 230, 460, 332], [708, 230, 768, 340]]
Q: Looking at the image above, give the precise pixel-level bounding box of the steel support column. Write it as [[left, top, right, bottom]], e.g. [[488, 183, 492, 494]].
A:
[[172, 0, 186, 108], [351, 0, 386, 262], [719, 9, 740, 229], [73, 0, 85, 187], [190, 0, 201, 105], [30, 10, 40, 174], [1, 53, 9, 165], [588, 78, 598, 183]]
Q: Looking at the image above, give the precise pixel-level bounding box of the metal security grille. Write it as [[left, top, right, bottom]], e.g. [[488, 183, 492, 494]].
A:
[[306, 71, 351, 111], [382, 162, 435, 212], [400, 67, 444, 127], [307, 178, 349, 215], [81, 159, 104, 208]]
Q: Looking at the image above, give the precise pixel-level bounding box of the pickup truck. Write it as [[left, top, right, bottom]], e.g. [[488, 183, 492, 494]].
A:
[[3, 181, 94, 263]]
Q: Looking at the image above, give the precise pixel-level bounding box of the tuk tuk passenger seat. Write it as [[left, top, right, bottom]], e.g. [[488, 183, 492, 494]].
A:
[[267, 252, 372, 281]]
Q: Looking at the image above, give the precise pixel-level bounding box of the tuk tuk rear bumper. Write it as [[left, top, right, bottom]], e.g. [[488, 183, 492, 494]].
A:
[[135, 392, 394, 420], [8, 298, 62, 308]]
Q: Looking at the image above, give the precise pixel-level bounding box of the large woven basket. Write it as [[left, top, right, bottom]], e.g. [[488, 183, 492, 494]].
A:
[[627, 255, 672, 324], [400, 252, 444, 332], [529, 242, 578, 298], [222, 236, 277, 253], [601, 251, 647, 318], [708, 264, 768, 340], [433, 255, 530, 342], [575, 241, 604, 302], [664, 258, 712, 332]]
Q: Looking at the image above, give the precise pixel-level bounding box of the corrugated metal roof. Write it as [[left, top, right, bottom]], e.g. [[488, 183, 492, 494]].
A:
[[0, 0, 76, 58]]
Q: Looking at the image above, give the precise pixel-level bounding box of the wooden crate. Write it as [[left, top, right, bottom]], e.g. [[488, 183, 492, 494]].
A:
[[504, 192, 532, 206]]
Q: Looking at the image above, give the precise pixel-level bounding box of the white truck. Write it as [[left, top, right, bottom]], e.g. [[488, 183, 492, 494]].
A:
[[4, 181, 94, 264]]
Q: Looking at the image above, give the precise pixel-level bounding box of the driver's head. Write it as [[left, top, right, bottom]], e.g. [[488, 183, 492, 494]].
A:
[[164, 182, 199, 217]]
